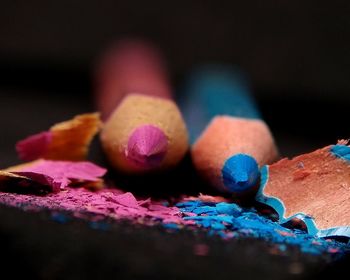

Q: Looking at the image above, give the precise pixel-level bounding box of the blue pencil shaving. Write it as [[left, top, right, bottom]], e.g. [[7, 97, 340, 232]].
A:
[[256, 143, 350, 239], [172, 200, 350, 257], [331, 144, 350, 161]]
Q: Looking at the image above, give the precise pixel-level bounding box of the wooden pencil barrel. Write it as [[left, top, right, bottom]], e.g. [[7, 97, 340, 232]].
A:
[[96, 39, 188, 173]]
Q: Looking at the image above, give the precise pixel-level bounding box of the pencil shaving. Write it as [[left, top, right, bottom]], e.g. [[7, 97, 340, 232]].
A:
[[16, 113, 101, 161], [1, 159, 107, 192], [46, 113, 102, 161], [257, 142, 350, 237]]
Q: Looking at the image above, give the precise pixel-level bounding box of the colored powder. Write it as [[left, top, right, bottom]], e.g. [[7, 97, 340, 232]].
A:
[[0, 185, 348, 257], [0, 187, 190, 226], [175, 200, 350, 257]]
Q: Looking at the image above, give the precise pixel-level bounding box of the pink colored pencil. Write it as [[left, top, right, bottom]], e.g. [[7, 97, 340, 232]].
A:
[[95, 39, 188, 173]]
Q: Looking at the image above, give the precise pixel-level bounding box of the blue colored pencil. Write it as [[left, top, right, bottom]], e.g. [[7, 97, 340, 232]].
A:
[[180, 65, 278, 194]]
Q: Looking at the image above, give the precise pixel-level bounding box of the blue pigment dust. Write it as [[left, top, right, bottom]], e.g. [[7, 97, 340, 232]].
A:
[[165, 200, 350, 257]]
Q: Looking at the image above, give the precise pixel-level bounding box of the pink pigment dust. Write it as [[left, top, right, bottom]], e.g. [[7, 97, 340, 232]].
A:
[[0, 187, 192, 226], [0, 159, 190, 226]]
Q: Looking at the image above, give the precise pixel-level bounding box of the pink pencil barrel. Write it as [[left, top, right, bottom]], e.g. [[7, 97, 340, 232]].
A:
[[94, 39, 172, 121], [95, 39, 188, 173]]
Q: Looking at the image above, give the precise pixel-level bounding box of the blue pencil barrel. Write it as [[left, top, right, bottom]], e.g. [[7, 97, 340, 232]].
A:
[[179, 64, 275, 194], [180, 64, 261, 144]]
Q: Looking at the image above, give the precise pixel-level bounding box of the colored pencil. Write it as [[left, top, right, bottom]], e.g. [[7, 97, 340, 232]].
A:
[[96, 39, 188, 173], [180, 65, 278, 194], [256, 141, 350, 238]]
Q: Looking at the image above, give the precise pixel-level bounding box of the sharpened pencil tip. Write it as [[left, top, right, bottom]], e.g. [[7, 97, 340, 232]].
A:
[[222, 154, 260, 193], [126, 125, 168, 169]]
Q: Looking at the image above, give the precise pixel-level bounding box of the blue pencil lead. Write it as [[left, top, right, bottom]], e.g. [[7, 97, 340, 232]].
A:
[[222, 154, 260, 193]]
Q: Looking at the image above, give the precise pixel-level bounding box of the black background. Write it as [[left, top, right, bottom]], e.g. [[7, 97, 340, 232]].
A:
[[1, 1, 350, 167], [0, 1, 350, 279]]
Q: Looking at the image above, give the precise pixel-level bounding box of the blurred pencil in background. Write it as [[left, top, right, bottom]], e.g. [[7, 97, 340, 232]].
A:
[[180, 65, 278, 195], [95, 39, 188, 173]]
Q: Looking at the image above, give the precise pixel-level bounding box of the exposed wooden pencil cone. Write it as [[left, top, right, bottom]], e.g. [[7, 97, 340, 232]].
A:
[[100, 94, 189, 173]]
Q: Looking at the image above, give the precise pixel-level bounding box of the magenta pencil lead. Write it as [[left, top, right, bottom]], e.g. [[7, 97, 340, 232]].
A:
[[126, 125, 168, 168]]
